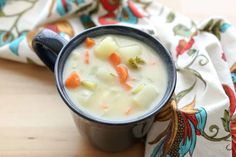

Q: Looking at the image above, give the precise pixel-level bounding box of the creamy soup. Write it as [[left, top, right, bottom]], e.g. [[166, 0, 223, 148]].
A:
[[63, 35, 168, 121]]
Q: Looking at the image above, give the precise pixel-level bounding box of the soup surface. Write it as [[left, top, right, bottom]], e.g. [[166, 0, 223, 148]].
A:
[[63, 35, 168, 121]]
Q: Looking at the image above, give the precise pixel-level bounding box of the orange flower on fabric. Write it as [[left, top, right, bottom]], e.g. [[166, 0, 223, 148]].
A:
[[176, 38, 195, 57]]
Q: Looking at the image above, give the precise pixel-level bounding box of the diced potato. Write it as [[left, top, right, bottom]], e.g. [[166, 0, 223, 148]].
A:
[[81, 80, 97, 90], [77, 90, 92, 104], [89, 66, 98, 75], [118, 45, 142, 63], [94, 36, 119, 59], [70, 51, 81, 68], [96, 67, 116, 82], [87, 91, 101, 105], [102, 91, 110, 98], [71, 51, 81, 60], [70, 61, 78, 69], [110, 87, 121, 94], [133, 85, 159, 107]]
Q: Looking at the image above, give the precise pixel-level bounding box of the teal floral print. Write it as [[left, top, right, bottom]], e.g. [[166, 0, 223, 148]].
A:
[[0, 0, 6, 9], [117, 6, 138, 24], [56, 0, 85, 16], [220, 23, 231, 33], [9, 32, 27, 56], [150, 101, 207, 157], [56, 0, 72, 16]]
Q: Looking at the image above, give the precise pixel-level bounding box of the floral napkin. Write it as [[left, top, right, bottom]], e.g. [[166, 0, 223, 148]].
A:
[[0, 0, 235, 156]]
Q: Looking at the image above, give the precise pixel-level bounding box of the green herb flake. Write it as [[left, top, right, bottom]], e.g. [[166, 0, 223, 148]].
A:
[[128, 58, 139, 69], [135, 56, 145, 64], [110, 73, 116, 77]]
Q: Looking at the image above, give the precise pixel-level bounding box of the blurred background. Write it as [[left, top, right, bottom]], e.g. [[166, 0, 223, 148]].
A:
[[160, 0, 236, 25]]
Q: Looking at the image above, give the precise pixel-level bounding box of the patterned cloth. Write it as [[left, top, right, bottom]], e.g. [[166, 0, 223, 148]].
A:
[[0, 0, 235, 156]]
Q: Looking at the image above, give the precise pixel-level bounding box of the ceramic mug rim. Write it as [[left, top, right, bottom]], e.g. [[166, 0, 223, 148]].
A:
[[54, 25, 177, 126]]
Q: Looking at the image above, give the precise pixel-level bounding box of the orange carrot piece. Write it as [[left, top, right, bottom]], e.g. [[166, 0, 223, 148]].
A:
[[100, 103, 109, 109], [65, 71, 80, 89], [109, 52, 121, 67], [116, 65, 129, 83], [84, 50, 90, 64], [85, 37, 95, 48], [122, 82, 132, 91], [125, 106, 133, 115]]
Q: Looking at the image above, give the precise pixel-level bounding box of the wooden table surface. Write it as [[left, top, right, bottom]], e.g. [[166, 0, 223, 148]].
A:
[[0, 1, 235, 157]]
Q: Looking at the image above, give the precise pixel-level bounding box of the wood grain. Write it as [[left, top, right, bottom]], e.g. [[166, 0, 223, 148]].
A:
[[0, 1, 235, 156]]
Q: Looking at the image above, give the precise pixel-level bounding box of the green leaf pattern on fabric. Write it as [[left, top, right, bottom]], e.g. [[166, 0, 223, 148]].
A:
[[166, 12, 175, 23], [200, 19, 223, 40], [173, 24, 192, 37]]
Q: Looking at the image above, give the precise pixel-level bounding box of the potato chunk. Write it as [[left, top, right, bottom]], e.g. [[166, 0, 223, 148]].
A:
[[77, 90, 92, 104], [118, 45, 142, 63], [133, 85, 159, 107], [96, 67, 116, 82], [94, 36, 119, 59]]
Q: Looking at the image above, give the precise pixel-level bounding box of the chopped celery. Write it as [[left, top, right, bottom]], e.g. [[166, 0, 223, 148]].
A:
[[81, 80, 97, 90], [132, 84, 145, 94]]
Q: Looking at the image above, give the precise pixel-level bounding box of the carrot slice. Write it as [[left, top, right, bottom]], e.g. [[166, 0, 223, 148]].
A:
[[109, 52, 121, 67], [84, 50, 90, 64], [65, 71, 80, 89], [100, 103, 109, 109], [125, 106, 133, 115], [116, 65, 128, 82], [85, 37, 95, 48], [122, 82, 132, 91]]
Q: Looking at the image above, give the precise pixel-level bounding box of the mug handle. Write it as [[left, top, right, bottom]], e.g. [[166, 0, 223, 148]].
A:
[[32, 29, 68, 72]]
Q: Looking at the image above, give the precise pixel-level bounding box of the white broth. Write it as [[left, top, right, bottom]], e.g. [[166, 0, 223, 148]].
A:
[[63, 35, 168, 121]]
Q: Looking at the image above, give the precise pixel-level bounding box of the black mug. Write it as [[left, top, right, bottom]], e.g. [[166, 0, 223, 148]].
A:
[[32, 25, 176, 152]]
